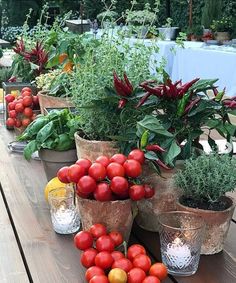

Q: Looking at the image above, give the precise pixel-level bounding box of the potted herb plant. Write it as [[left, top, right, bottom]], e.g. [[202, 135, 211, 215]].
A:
[[17, 109, 80, 180], [157, 18, 179, 41], [210, 16, 233, 43], [174, 153, 236, 254]]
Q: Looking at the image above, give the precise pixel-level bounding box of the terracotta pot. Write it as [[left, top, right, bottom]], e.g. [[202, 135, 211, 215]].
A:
[[77, 197, 135, 243], [38, 148, 77, 181], [135, 162, 183, 232], [37, 91, 74, 114], [177, 196, 235, 255], [74, 132, 119, 162], [215, 31, 230, 43]]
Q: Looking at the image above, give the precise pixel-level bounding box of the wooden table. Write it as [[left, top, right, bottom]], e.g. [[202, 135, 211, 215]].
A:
[[0, 126, 236, 283]]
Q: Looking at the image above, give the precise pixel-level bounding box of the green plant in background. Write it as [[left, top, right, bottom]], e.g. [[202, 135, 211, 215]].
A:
[[201, 0, 222, 29], [1, 26, 23, 44], [174, 153, 236, 209], [97, 11, 118, 22], [210, 16, 233, 33]]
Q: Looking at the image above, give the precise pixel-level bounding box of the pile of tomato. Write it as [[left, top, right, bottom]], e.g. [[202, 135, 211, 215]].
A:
[[74, 223, 168, 283], [57, 149, 154, 201], [5, 87, 39, 129]]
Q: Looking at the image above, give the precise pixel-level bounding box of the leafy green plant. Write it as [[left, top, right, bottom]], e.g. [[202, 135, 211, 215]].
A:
[[174, 153, 236, 207], [210, 16, 233, 32], [17, 109, 80, 160], [201, 0, 222, 29], [97, 11, 118, 22]]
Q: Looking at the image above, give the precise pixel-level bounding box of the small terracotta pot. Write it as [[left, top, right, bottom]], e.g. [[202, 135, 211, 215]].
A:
[[74, 132, 119, 162], [77, 197, 135, 243], [215, 31, 230, 43], [177, 196, 235, 255]]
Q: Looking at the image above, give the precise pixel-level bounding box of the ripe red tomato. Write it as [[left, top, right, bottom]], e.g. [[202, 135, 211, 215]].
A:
[[77, 176, 97, 194], [21, 118, 31, 127], [106, 162, 125, 179], [133, 254, 151, 272], [112, 258, 133, 272], [22, 96, 33, 107], [5, 94, 15, 103], [68, 164, 85, 183], [96, 235, 115, 252], [9, 110, 17, 118], [110, 176, 129, 195], [111, 251, 125, 261], [15, 119, 22, 128], [76, 188, 91, 199], [144, 184, 155, 199], [85, 266, 105, 282], [15, 102, 24, 113], [127, 244, 146, 261], [89, 223, 107, 238], [74, 231, 93, 250], [81, 248, 98, 268], [129, 185, 145, 201], [6, 118, 15, 127], [95, 251, 114, 269], [17, 96, 23, 101], [23, 107, 33, 117], [21, 87, 32, 93], [123, 160, 142, 178], [8, 101, 16, 110], [96, 156, 110, 167], [109, 231, 123, 247], [128, 149, 145, 165], [21, 90, 32, 97], [89, 275, 109, 283], [110, 153, 127, 165], [32, 95, 39, 105], [57, 166, 70, 183], [142, 276, 161, 283], [127, 267, 146, 283], [89, 163, 106, 181], [76, 158, 92, 173], [94, 183, 113, 201], [149, 263, 168, 280]]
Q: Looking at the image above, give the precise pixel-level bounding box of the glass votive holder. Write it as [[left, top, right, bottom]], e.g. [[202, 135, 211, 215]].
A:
[[48, 186, 80, 234], [158, 211, 205, 277]]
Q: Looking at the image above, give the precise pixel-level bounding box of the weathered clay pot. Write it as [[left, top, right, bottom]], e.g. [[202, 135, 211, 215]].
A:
[[37, 91, 74, 115], [215, 31, 230, 44], [177, 196, 235, 255], [135, 162, 183, 232], [38, 148, 77, 181], [77, 197, 135, 243], [74, 132, 119, 162]]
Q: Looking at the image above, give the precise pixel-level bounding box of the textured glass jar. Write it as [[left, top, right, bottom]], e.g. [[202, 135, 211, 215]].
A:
[[158, 211, 205, 276], [48, 187, 80, 234]]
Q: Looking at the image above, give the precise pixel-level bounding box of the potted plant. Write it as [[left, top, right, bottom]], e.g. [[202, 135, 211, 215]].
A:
[[157, 18, 179, 41], [97, 11, 118, 28], [186, 25, 203, 41], [210, 16, 233, 43], [17, 109, 80, 180], [174, 153, 236, 255]]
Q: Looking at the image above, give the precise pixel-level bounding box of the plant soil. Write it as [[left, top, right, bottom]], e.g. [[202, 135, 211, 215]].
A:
[[180, 196, 230, 211]]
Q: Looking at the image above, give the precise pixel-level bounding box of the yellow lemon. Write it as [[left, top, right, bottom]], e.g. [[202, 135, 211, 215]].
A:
[[44, 177, 67, 202], [108, 268, 127, 283]]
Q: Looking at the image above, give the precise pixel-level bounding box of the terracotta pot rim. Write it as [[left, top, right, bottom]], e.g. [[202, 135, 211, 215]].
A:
[[74, 131, 117, 145], [177, 195, 235, 214], [77, 196, 132, 204]]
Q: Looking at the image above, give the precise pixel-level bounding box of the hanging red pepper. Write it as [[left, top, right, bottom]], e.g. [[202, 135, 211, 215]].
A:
[[183, 97, 201, 115], [136, 92, 152, 108], [113, 71, 133, 97], [146, 144, 166, 153], [155, 159, 171, 170], [177, 78, 200, 98]]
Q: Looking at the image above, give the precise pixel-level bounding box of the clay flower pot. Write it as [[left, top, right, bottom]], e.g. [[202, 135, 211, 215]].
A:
[[177, 196, 235, 255]]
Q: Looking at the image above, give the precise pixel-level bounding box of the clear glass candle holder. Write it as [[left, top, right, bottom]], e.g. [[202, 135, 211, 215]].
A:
[[48, 186, 80, 235], [158, 211, 205, 277]]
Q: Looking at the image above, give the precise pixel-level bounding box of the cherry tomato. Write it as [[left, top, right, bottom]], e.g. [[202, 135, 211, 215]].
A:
[[149, 263, 168, 280], [96, 235, 115, 252], [109, 231, 123, 247], [5, 94, 15, 103], [8, 101, 16, 110], [76, 188, 91, 199], [110, 176, 129, 195], [112, 258, 133, 272], [21, 118, 31, 127], [85, 266, 105, 282], [15, 119, 22, 128], [77, 176, 97, 194], [32, 95, 39, 105], [127, 244, 146, 261], [127, 268, 146, 283], [133, 254, 151, 272], [123, 160, 142, 178], [89, 275, 109, 283], [9, 110, 17, 118], [68, 164, 85, 183], [96, 156, 110, 167], [22, 96, 33, 107], [6, 118, 15, 127], [95, 251, 114, 269], [23, 107, 33, 117], [81, 248, 98, 268], [57, 166, 70, 183], [15, 102, 24, 113], [76, 158, 92, 173], [142, 276, 161, 283], [21, 87, 32, 93], [111, 251, 125, 261], [110, 153, 127, 165], [129, 185, 145, 201], [94, 182, 113, 201], [21, 90, 32, 97], [74, 231, 93, 251], [144, 185, 155, 199], [108, 268, 127, 283], [89, 163, 106, 181], [106, 162, 125, 179], [89, 223, 107, 239], [128, 149, 145, 165]]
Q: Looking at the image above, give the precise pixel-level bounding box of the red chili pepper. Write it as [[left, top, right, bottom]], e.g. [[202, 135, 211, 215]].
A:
[[213, 87, 219, 96], [155, 159, 171, 170], [140, 80, 157, 86], [183, 97, 201, 115], [123, 73, 133, 93], [229, 101, 236, 109], [178, 78, 200, 98], [174, 80, 182, 87], [113, 72, 133, 97], [136, 92, 152, 108], [118, 98, 127, 109], [146, 144, 166, 153], [167, 79, 178, 98], [140, 83, 162, 97], [8, 76, 17, 82]]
